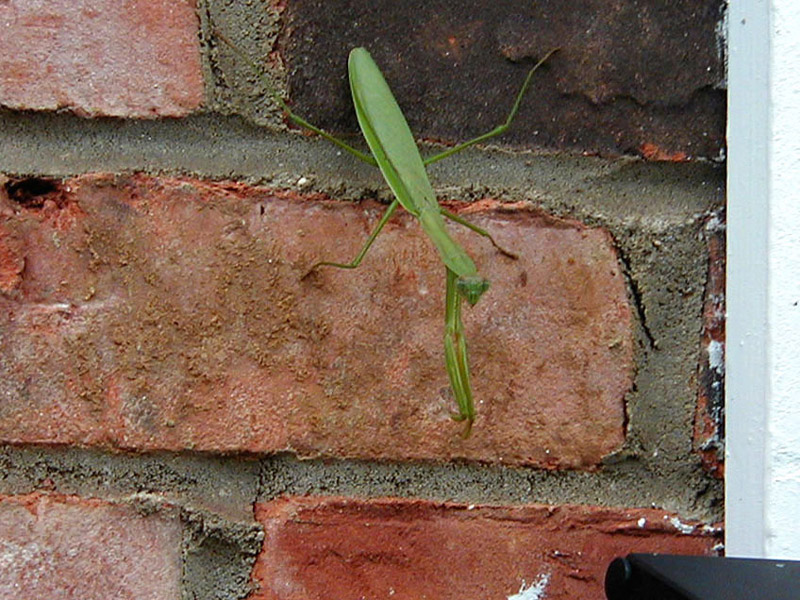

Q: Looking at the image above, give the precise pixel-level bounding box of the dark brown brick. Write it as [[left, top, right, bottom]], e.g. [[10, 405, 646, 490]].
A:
[[272, 0, 725, 158]]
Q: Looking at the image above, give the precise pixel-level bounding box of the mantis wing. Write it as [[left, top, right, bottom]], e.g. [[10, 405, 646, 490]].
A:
[[348, 48, 479, 282]]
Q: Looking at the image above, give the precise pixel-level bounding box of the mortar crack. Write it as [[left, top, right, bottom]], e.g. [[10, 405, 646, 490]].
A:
[[614, 239, 657, 350]]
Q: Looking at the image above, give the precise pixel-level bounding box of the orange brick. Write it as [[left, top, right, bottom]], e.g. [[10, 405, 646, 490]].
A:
[[0, 174, 633, 466], [0, 493, 182, 599], [252, 497, 721, 600], [0, 0, 202, 117]]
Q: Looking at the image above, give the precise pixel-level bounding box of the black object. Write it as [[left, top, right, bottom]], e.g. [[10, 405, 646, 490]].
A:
[[605, 553, 800, 600]]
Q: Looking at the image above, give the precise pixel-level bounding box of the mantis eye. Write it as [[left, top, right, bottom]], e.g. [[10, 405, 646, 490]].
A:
[[456, 276, 490, 306]]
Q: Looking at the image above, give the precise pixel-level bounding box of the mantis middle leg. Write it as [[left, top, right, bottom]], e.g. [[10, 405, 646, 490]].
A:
[[440, 207, 518, 259], [304, 199, 400, 276]]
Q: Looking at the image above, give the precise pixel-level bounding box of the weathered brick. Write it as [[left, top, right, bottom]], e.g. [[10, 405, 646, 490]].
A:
[[0, 0, 202, 117], [695, 213, 725, 478], [252, 497, 721, 600], [0, 220, 24, 293], [0, 492, 182, 599], [0, 174, 633, 467], [272, 0, 725, 158]]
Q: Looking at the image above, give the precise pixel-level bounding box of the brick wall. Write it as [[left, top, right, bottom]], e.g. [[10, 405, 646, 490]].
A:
[[0, 1, 725, 598]]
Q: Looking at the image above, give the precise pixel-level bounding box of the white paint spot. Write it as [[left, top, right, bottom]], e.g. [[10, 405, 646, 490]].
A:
[[637, 517, 647, 528], [669, 516, 696, 535], [508, 573, 550, 600], [707, 340, 725, 374], [703, 524, 724, 536], [705, 212, 726, 232]]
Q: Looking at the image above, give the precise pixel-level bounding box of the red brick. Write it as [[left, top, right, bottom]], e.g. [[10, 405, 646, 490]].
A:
[[252, 497, 721, 600], [0, 221, 24, 293], [0, 174, 633, 467], [0, 0, 202, 117], [0, 492, 182, 599], [694, 214, 725, 478]]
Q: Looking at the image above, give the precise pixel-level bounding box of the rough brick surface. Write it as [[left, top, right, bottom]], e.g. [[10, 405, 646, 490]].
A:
[[0, 492, 182, 599], [695, 213, 725, 478], [275, 0, 725, 158], [252, 497, 721, 600], [0, 0, 202, 117], [0, 174, 632, 466]]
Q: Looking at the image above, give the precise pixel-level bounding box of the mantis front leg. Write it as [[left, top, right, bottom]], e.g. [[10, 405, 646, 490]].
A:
[[444, 267, 476, 438], [303, 199, 400, 277], [214, 30, 377, 166]]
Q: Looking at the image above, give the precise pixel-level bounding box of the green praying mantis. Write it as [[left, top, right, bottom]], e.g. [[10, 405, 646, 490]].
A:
[[216, 33, 557, 437]]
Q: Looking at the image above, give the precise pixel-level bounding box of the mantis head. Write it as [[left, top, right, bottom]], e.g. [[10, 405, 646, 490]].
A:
[[456, 276, 489, 306]]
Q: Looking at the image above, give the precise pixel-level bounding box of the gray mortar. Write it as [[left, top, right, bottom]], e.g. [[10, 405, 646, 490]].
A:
[[0, 10, 725, 594], [0, 446, 259, 521], [198, 0, 286, 128]]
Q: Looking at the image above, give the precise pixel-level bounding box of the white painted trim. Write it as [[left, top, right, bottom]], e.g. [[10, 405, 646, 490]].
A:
[[727, 0, 800, 559], [763, 0, 800, 560], [725, 0, 770, 557]]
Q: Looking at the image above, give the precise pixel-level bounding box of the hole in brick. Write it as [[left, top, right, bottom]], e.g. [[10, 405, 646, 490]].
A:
[[4, 177, 61, 208]]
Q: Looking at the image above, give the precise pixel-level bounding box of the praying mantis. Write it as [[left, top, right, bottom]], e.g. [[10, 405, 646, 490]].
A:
[[216, 33, 557, 437]]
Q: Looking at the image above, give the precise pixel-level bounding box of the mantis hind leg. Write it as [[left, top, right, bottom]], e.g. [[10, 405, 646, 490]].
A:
[[280, 110, 376, 166], [302, 199, 400, 278], [214, 30, 377, 166], [440, 207, 518, 259], [444, 268, 475, 438], [423, 48, 559, 167]]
